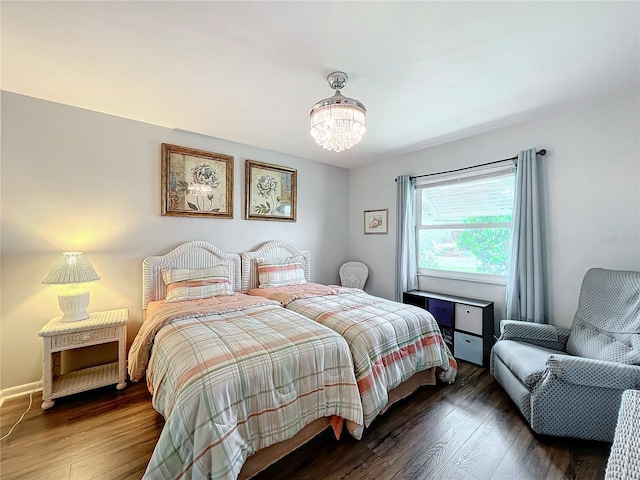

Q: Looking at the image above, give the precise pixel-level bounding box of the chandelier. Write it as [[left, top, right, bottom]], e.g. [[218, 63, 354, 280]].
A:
[[310, 72, 366, 153]]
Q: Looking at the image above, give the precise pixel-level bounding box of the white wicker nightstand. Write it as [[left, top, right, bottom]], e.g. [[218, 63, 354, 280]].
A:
[[38, 308, 128, 410]]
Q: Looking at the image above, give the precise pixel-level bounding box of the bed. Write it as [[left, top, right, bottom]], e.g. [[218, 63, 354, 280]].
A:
[[241, 240, 458, 427], [128, 241, 364, 480]]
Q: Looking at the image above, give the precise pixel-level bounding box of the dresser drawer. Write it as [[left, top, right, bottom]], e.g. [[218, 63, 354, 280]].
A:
[[454, 331, 483, 365], [454, 303, 483, 335], [51, 327, 119, 349], [428, 299, 454, 328]]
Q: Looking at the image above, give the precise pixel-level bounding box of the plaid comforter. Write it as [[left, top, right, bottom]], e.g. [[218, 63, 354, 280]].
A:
[[249, 284, 458, 426], [128, 294, 364, 480]]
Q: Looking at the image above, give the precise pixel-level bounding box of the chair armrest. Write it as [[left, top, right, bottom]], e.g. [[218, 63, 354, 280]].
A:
[[499, 320, 571, 351], [546, 355, 640, 390]]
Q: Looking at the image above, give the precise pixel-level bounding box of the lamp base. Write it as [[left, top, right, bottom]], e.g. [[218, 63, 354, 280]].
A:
[[58, 290, 90, 322]]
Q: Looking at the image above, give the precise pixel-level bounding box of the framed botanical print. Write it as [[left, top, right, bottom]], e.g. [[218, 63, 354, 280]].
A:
[[364, 209, 388, 234], [161, 143, 234, 218], [245, 160, 297, 222]]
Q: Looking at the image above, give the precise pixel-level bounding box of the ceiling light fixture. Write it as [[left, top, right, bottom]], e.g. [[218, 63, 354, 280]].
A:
[[310, 71, 366, 153]]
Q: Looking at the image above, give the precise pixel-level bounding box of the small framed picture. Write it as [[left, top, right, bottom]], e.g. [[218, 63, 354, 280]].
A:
[[161, 144, 234, 218], [245, 160, 297, 222], [364, 209, 388, 234]]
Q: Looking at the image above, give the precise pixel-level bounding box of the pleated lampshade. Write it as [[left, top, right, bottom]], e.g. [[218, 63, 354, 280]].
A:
[[42, 252, 100, 285]]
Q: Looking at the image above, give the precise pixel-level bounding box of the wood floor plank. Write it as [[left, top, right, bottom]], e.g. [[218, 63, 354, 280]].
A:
[[0, 383, 161, 480], [455, 369, 508, 419], [571, 452, 610, 480], [332, 451, 395, 480], [69, 432, 159, 480], [491, 423, 592, 480], [524, 435, 610, 480], [256, 432, 353, 480], [387, 406, 486, 480], [368, 393, 456, 458], [430, 461, 481, 480], [369, 369, 495, 480], [445, 391, 524, 480], [367, 363, 487, 458], [320, 437, 387, 480], [32, 464, 71, 480], [1, 362, 611, 480]]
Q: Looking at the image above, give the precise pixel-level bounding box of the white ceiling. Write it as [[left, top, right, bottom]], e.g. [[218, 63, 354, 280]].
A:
[[2, 1, 638, 169]]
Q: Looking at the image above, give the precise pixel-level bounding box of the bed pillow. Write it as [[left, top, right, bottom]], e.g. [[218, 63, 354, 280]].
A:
[[162, 266, 234, 303], [257, 256, 307, 288]]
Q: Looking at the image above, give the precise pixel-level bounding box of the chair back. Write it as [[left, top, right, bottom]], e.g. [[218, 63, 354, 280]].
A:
[[567, 268, 640, 365], [340, 262, 369, 289]]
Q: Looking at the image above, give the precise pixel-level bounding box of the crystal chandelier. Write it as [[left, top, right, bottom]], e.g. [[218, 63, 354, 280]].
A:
[[310, 72, 366, 153]]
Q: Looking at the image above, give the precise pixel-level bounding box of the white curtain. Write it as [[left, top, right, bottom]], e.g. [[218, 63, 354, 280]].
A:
[[506, 148, 545, 322], [395, 175, 418, 301]]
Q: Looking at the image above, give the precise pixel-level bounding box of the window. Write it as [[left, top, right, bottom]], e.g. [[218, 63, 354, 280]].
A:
[[415, 163, 515, 283]]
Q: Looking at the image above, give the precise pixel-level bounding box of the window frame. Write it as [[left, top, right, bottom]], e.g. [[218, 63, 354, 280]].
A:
[[414, 162, 515, 285]]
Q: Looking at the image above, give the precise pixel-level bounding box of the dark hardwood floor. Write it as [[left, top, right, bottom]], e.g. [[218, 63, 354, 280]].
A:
[[0, 362, 611, 480]]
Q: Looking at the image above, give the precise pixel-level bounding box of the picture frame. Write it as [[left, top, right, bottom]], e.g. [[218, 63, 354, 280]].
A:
[[245, 160, 297, 222], [364, 209, 388, 234], [161, 143, 234, 218]]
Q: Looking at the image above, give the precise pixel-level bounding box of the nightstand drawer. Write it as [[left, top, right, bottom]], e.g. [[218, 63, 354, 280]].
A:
[[51, 327, 119, 349], [454, 303, 483, 335]]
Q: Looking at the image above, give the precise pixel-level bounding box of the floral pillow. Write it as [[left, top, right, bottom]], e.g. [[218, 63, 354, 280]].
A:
[[257, 256, 306, 288]]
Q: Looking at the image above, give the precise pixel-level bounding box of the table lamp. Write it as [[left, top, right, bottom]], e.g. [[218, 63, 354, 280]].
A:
[[42, 252, 100, 322]]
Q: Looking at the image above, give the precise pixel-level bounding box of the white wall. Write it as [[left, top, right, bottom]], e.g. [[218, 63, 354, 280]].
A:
[[1, 92, 350, 391], [350, 88, 640, 332]]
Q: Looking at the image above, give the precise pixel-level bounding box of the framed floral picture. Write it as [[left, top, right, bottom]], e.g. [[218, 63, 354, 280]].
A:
[[161, 144, 234, 218], [364, 209, 388, 234], [245, 160, 297, 222]]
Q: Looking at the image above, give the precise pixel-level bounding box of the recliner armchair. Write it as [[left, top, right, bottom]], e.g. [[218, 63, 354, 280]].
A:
[[491, 268, 640, 442]]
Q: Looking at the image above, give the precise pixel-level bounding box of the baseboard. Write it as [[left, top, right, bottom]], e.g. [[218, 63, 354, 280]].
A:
[[0, 381, 43, 408]]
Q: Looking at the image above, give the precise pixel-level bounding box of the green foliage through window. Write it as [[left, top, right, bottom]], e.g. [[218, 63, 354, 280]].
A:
[[454, 216, 511, 275]]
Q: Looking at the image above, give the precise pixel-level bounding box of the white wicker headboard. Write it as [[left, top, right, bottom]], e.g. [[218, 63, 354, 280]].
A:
[[142, 241, 242, 310], [240, 240, 310, 293]]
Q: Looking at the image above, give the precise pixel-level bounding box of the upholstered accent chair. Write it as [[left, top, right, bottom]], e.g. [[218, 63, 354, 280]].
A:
[[491, 268, 640, 442], [339, 262, 369, 289]]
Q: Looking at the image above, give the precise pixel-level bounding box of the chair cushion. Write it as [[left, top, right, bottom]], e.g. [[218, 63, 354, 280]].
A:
[[566, 269, 640, 365], [491, 352, 533, 422], [492, 340, 567, 389]]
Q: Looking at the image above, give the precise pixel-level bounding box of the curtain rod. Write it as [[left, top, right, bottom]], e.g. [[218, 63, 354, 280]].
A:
[[397, 149, 547, 182]]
